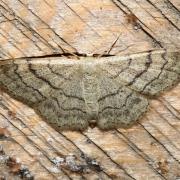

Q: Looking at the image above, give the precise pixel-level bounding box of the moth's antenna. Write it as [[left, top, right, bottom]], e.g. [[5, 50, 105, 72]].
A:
[[106, 34, 121, 55], [61, 48, 80, 59], [95, 34, 120, 58]]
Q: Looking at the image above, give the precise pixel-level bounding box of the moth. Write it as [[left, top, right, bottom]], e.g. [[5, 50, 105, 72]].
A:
[[0, 50, 179, 131]]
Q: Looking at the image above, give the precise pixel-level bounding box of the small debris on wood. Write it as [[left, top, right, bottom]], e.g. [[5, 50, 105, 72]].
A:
[[52, 156, 65, 167], [6, 157, 34, 179], [7, 157, 22, 174], [86, 138, 92, 144], [81, 153, 102, 172], [52, 153, 102, 174], [157, 160, 169, 175], [47, 137, 54, 143], [65, 154, 85, 173], [0, 144, 4, 155], [8, 110, 16, 119], [19, 165, 34, 179], [0, 127, 11, 139], [0, 176, 5, 180], [126, 13, 141, 30], [52, 154, 85, 173], [49, 166, 61, 173], [0, 145, 34, 179], [148, 159, 169, 175]]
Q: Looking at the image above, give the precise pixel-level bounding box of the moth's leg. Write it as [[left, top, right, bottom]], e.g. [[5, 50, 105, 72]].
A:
[[97, 86, 149, 130]]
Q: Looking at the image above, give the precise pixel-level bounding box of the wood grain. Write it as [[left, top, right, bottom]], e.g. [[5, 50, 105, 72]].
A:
[[0, 0, 179, 60], [0, 0, 179, 179]]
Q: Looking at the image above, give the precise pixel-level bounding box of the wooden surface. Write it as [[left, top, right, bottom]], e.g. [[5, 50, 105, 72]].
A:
[[0, 0, 180, 179], [0, 0, 180, 59]]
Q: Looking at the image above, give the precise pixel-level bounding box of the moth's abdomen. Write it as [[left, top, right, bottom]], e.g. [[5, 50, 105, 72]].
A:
[[82, 63, 100, 122]]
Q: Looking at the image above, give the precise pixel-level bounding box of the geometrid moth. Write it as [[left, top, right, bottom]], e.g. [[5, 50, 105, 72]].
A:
[[0, 50, 179, 131]]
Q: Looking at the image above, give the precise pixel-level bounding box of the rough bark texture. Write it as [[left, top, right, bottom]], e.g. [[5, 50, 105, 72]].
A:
[[0, 0, 179, 179]]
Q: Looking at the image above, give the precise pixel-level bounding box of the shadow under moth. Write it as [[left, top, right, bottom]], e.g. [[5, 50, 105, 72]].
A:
[[0, 50, 179, 131]]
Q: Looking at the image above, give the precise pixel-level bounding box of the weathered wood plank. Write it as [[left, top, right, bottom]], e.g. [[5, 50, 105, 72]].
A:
[[0, 0, 179, 60], [0, 0, 179, 179]]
